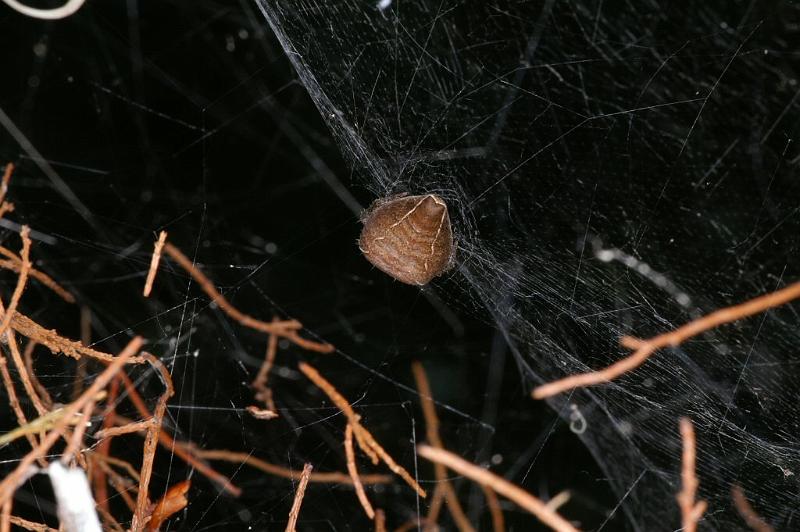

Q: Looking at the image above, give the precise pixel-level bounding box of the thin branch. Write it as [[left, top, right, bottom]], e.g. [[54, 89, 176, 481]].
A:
[[731, 484, 773, 532], [299, 362, 426, 497], [374, 509, 386, 532], [72, 306, 92, 400], [0, 163, 13, 205], [0, 255, 75, 303], [60, 399, 95, 464], [10, 311, 146, 364], [5, 328, 47, 415], [481, 485, 505, 532], [676, 418, 706, 532], [92, 374, 119, 516], [95, 419, 154, 439], [113, 371, 242, 497], [0, 352, 40, 454], [0, 226, 32, 341], [296, 362, 378, 463], [22, 341, 53, 409], [417, 445, 579, 532], [412, 361, 474, 531], [143, 231, 167, 297], [285, 463, 312, 532], [345, 423, 375, 519], [0, 336, 142, 507], [252, 319, 279, 412], [533, 279, 800, 399], [131, 354, 175, 532], [196, 449, 390, 485], [163, 243, 335, 353]]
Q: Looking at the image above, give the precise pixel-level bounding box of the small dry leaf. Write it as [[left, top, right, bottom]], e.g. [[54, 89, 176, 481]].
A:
[[146, 480, 190, 531], [358, 194, 454, 285]]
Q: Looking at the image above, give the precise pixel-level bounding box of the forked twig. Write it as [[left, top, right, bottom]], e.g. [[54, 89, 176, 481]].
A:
[[417, 445, 579, 532], [8, 515, 56, 531], [533, 280, 800, 399], [0, 226, 32, 341], [162, 242, 333, 352], [285, 463, 312, 532], [412, 361, 474, 531], [345, 423, 375, 519], [131, 354, 175, 531], [0, 337, 142, 507], [676, 418, 706, 532], [298, 362, 426, 497], [10, 311, 146, 364]]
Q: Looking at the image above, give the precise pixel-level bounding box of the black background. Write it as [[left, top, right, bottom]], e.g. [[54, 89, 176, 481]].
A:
[[1, 1, 799, 531]]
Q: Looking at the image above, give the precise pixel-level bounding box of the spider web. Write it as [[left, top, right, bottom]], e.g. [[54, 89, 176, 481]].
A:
[[0, 1, 798, 530], [253, 1, 800, 530]]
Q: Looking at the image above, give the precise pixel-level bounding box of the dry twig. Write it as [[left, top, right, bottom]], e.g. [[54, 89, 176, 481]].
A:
[[196, 449, 390, 485], [412, 361, 474, 531], [285, 463, 312, 532], [143, 231, 167, 297], [417, 445, 578, 532], [676, 418, 706, 532], [345, 423, 375, 519], [481, 485, 505, 532], [0, 226, 32, 341], [0, 336, 142, 507], [533, 280, 800, 399], [251, 318, 279, 412], [731, 484, 773, 532], [298, 362, 426, 497], [162, 242, 333, 352], [10, 311, 146, 364], [131, 355, 175, 531], [8, 516, 57, 532], [374, 509, 386, 532]]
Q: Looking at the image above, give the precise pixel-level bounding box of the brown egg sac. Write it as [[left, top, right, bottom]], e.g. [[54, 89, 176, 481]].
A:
[[358, 194, 455, 286]]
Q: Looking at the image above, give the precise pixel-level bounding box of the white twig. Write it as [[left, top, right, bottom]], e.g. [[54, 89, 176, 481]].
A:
[[48, 462, 101, 532]]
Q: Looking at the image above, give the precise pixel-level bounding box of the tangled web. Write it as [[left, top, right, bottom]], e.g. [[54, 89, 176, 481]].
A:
[[256, 1, 800, 530]]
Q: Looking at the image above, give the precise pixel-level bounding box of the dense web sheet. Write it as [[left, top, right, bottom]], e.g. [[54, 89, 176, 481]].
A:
[[256, 1, 800, 530]]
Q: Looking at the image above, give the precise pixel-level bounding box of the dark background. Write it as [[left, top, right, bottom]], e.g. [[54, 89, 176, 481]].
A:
[[1, 1, 799, 531]]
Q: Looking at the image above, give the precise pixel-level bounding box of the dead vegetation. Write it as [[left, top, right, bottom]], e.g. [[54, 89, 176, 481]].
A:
[[0, 162, 781, 530]]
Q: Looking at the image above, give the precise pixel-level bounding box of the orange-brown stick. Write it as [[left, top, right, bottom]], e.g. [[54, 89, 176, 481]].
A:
[[412, 361, 474, 531], [143, 231, 167, 297], [0, 337, 142, 507], [731, 484, 773, 532], [0, 227, 31, 341], [299, 362, 425, 497], [417, 445, 579, 532], [285, 463, 312, 532], [163, 242, 334, 352], [345, 423, 375, 519], [132, 354, 175, 531], [196, 449, 390, 485], [676, 418, 706, 532], [533, 280, 800, 399]]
